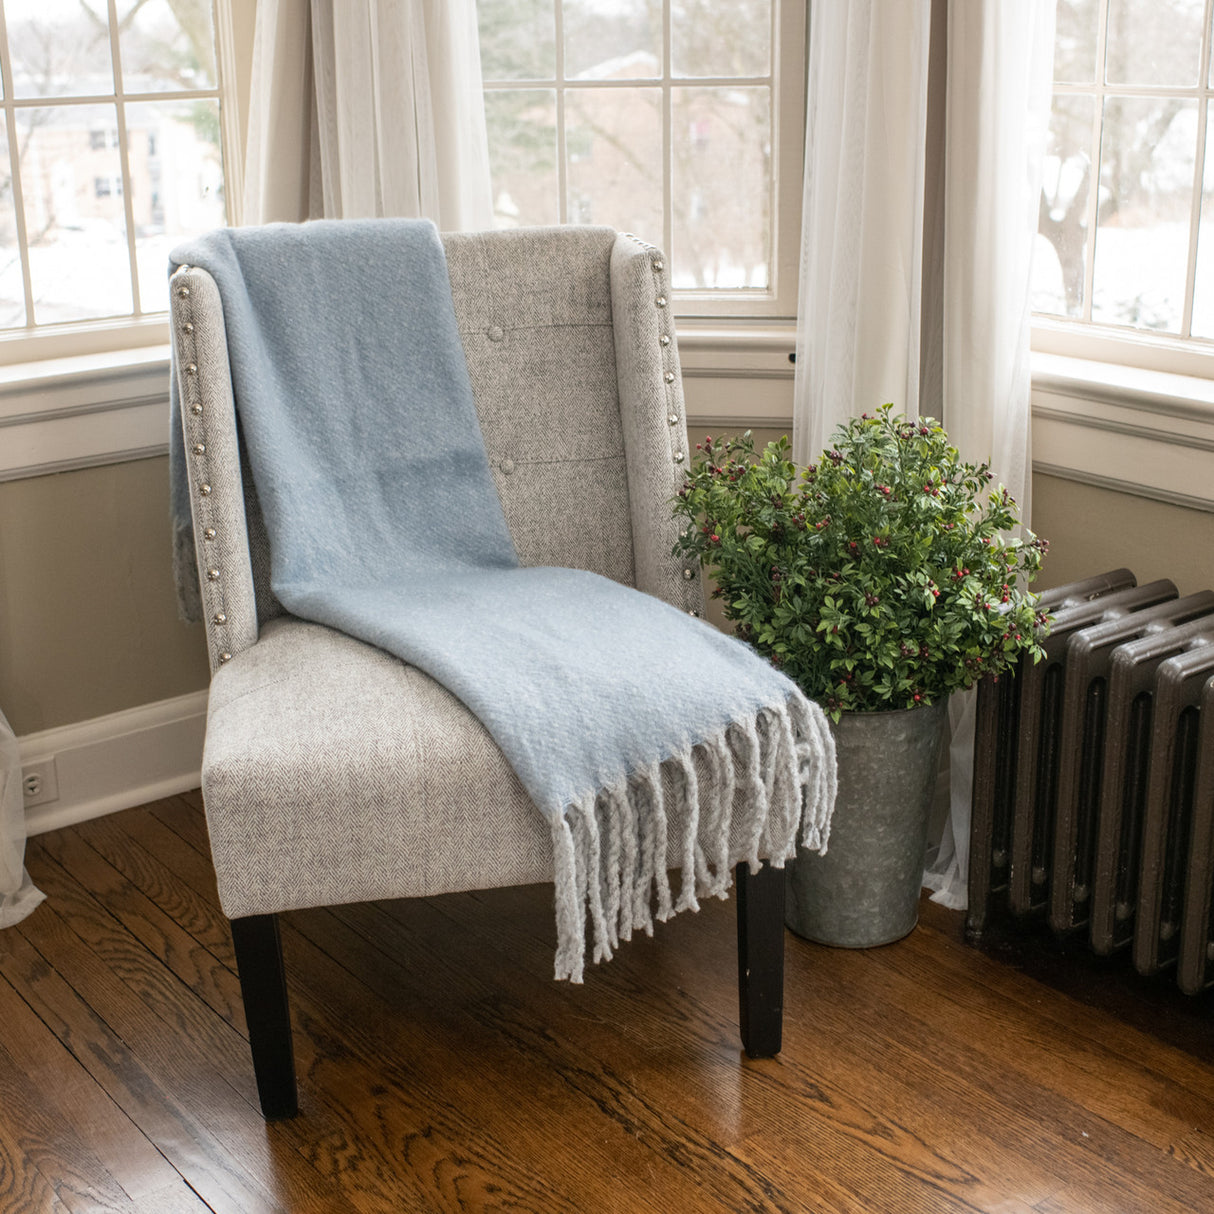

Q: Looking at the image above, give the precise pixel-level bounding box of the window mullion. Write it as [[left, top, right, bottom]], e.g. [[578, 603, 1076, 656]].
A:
[[662, 0, 672, 261], [1080, 0, 1112, 324], [107, 0, 141, 316], [554, 0, 567, 225], [0, 3, 34, 329], [1181, 0, 1214, 338]]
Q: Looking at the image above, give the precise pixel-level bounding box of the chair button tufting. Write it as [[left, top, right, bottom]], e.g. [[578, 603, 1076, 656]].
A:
[[488, 325, 504, 342], [500, 458, 515, 474], [682, 568, 694, 580]]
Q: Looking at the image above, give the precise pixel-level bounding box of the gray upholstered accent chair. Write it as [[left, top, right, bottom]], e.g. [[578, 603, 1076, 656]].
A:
[[170, 225, 787, 1120]]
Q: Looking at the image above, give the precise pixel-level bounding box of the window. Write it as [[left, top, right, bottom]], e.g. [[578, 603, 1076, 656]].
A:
[[475, 0, 806, 318], [1034, 0, 1214, 357], [0, 0, 227, 348]]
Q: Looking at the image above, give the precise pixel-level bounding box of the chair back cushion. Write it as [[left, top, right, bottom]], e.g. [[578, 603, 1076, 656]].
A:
[[245, 226, 637, 622]]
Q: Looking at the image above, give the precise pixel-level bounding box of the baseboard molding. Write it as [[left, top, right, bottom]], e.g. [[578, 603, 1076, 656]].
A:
[[19, 690, 207, 836]]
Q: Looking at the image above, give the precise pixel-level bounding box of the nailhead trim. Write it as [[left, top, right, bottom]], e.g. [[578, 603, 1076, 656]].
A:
[[175, 267, 236, 672]]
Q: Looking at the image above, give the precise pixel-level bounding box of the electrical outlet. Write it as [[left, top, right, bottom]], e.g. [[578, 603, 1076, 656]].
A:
[[21, 758, 59, 808]]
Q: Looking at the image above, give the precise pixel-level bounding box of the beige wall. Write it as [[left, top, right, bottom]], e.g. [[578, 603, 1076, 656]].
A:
[[0, 458, 210, 735], [1031, 474, 1214, 599], [3, 435, 1211, 739]]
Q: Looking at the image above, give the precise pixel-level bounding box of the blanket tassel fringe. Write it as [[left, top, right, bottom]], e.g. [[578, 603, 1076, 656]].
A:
[[552, 692, 837, 982]]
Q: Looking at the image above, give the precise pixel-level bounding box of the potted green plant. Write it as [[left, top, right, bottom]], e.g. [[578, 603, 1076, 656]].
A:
[[672, 404, 1048, 946]]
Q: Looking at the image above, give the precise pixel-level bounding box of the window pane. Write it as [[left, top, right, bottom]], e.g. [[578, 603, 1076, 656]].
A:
[[16, 102, 131, 324], [1091, 96, 1197, 332], [1054, 0, 1100, 84], [1, 119, 25, 326], [564, 0, 659, 80], [126, 99, 224, 314], [1105, 0, 1204, 87], [672, 0, 771, 79], [484, 89, 558, 226], [477, 0, 555, 79], [1035, 94, 1095, 318], [1189, 101, 1214, 337], [7, 0, 113, 98], [115, 0, 217, 93], [566, 87, 661, 239], [671, 86, 770, 289]]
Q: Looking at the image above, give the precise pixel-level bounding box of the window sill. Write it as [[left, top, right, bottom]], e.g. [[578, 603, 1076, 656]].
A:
[[0, 325, 802, 481], [1030, 351, 1214, 512], [0, 346, 172, 482]]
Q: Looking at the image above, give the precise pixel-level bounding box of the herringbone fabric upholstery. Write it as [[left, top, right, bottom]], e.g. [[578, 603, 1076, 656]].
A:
[[175, 226, 706, 919]]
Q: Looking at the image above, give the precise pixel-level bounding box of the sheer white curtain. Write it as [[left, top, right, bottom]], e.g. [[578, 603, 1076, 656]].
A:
[[793, 0, 932, 466], [794, 0, 1056, 907], [1, 709, 43, 928], [925, 0, 1057, 908], [241, 0, 492, 229]]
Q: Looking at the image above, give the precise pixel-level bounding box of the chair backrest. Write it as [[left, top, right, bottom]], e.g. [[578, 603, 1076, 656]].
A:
[[171, 225, 700, 673]]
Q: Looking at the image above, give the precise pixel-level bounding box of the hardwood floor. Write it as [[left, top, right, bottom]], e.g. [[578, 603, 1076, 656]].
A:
[[2, 790, 1214, 1213]]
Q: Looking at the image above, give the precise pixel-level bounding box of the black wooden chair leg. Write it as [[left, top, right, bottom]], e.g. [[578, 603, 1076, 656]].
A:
[[736, 859, 785, 1058], [230, 913, 298, 1119]]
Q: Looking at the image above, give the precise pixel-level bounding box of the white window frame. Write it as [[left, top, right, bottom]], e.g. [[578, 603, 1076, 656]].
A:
[[479, 0, 806, 324], [1030, 0, 1214, 514], [0, 0, 242, 363], [0, 0, 244, 482], [2, 2, 804, 482]]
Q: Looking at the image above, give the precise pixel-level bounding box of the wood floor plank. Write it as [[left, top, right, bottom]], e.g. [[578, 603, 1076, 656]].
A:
[[14, 849, 356, 1214], [0, 968, 202, 1209], [304, 891, 1013, 1214], [422, 881, 1214, 1214], [374, 888, 1061, 1214], [280, 907, 740, 1214], [5, 793, 1214, 1213]]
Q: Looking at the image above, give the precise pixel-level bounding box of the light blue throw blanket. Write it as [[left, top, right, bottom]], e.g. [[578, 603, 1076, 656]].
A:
[[170, 220, 835, 980]]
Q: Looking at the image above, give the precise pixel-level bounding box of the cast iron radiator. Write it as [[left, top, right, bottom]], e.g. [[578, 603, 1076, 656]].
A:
[[966, 569, 1214, 994]]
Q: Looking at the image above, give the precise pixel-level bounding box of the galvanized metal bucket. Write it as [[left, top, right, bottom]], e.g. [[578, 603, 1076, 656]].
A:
[[786, 700, 949, 948]]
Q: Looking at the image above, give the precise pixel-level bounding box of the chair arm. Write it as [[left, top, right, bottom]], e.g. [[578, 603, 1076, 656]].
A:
[[170, 264, 260, 674]]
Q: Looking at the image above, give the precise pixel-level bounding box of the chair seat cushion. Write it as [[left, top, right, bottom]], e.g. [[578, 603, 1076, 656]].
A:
[[203, 616, 758, 922], [203, 616, 552, 919]]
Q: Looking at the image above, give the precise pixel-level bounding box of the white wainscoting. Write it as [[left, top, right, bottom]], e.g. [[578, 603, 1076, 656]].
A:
[[19, 690, 207, 836]]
